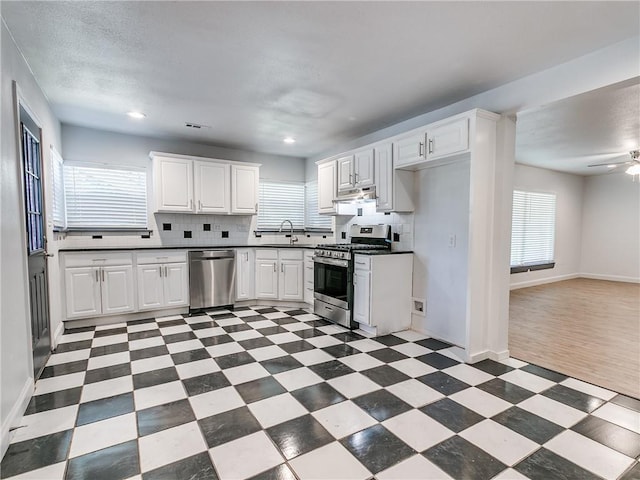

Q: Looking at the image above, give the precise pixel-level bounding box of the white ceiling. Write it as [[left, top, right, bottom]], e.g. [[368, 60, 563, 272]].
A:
[[2, 1, 639, 159]]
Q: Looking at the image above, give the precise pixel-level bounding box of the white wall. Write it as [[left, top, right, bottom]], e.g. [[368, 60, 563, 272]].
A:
[[411, 160, 470, 347], [510, 164, 584, 289], [581, 173, 640, 282], [0, 19, 62, 456]]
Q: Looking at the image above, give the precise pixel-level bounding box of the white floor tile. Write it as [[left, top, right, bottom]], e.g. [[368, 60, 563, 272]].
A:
[[274, 367, 323, 391], [545, 429, 635, 479], [87, 351, 131, 371], [69, 412, 137, 458], [442, 364, 494, 386], [209, 431, 284, 480], [214, 317, 244, 326], [229, 310, 257, 318], [518, 394, 587, 428], [560, 378, 617, 401], [389, 358, 436, 378], [450, 387, 512, 417], [338, 353, 384, 372], [91, 334, 128, 348], [391, 330, 429, 342], [128, 336, 164, 351], [80, 375, 133, 403], [166, 339, 203, 354], [387, 379, 445, 408], [95, 323, 127, 331], [223, 363, 270, 385], [304, 335, 342, 349], [383, 409, 454, 451], [592, 403, 640, 434], [130, 355, 173, 375], [499, 370, 556, 393], [263, 312, 289, 320], [34, 372, 85, 395], [134, 380, 186, 410], [206, 342, 244, 358], [328, 372, 381, 398], [46, 349, 91, 366], [283, 322, 313, 332], [11, 405, 78, 443], [127, 322, 158, 333], [8, 461, 66, 480], [247, 345, 288, 362], [247, 320, 277, 329], [139, 422, 207, 473], [175, 358, 220, 379], [58, 331, 94, 343], [189, 386, 245, 419], [312, 401, 377, 439], [499, 358, 528, 369], [248, 393, 307, 428], [268, 332, 306, 345], [229, 329, 262, 341], [316, 325, 348, 335], [377, 454, 452, 480], [193, 327, 226, 338], [292, 349, 335, 366], [438, 346, 467, 363], [293, 313, 321, 322], [289, 441, 370, 480], [391, 342, 431, 357], [156, 314, 184, 322], [159, 324, 192, 336], [347, 339, 387, 353], [460, 419, 539, 466], [491, 468, 530, 479]]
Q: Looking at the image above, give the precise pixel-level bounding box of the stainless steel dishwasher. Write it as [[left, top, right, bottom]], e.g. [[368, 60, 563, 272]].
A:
[[189, 250, 236, 310]]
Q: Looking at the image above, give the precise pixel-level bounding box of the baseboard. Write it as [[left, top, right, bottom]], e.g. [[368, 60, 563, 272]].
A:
[[579, 273, 640, 284], [51, 321, 64, 350], [510, 273, 579, 290], [1, 377, 34, 459]]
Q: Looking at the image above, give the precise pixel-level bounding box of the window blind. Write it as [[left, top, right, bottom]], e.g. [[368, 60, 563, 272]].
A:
[[63, 163, 148, 230], [305, 181, 332, 230], [257, 181, 305, 229], [50, 146, 66, 230], [511, 190, 556, 267]]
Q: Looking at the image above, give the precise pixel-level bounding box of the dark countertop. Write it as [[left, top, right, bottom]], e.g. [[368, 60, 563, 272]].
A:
[[58, 244, 320, 253], [355, 250, 413, 256]]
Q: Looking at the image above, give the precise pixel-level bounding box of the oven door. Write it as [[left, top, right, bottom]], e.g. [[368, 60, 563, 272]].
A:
[[313, 256, 350, 310]]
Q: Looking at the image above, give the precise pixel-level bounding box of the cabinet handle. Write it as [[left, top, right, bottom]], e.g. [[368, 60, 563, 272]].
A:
[[95, 270, 99, 282], [419, 142, 424, 157], [159, 266, 162, 277], [101, 269, 105, 282], [354, 172, 359, 183], [190, 199, 193, 210], [273, 264, 276, 273], [428, 138, 434, 154], [281, 263, 284, 273], [255, 203, 258, 213], [198, 200, 202, 212], [245, 252, 249, 261], [353, 275, 357, 285], [164, 266, 168, 277]]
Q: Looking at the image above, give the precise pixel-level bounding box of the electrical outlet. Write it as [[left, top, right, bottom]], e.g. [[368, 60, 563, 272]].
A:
[[412, 297, 426, 316], [448, 234, 456, 248]]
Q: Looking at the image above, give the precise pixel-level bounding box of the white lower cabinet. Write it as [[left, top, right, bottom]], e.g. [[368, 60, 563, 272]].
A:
[[137, 264, 164, 310], [255, 258, 278, 299], [279, 260, 303, 300], [353, 267, 371, 325], [65, 267, 102, 319], [136, 251, 188, 312], [101, 265, 136, 315], [255, 249, 304, 301], [236, 249, 255, 301], [304, 251, 314, 304]]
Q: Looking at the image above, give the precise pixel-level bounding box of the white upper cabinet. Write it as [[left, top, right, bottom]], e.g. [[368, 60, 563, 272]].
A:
[[375, 142, 414, 213], [317, 160, 337, 214], [337, 155, 355, 192], [154, 156, 194, 212], [427, 117, 469, 160], [337, 150, 374, 191], [231, 164, 259, 214], [393, 130, 427, 169], [195, 161, 229, 213]]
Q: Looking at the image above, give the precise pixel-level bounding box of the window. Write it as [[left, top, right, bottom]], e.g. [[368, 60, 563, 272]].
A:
[[50, 146, 66, 230], [305, 181, 332, 230], [510, 190, 556, 272], [258, 181, 305, 230], [63, 163, 148, 230]]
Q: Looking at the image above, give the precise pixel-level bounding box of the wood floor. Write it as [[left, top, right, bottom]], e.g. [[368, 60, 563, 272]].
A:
[[509, 278, 640, 399]]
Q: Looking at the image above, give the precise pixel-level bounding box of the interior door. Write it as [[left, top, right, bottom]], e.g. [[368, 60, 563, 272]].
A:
[[20, 115, 51, 380]]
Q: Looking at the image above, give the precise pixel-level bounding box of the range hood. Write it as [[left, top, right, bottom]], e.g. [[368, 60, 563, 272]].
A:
[[334, 186, 377, 203]]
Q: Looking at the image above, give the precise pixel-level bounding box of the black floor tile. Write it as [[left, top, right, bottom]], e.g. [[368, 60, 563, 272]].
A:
[[415, 352, 459, 369], [25, 387, 82, 414], [171, 348, 211, 365], [279, 340, 316, 354], [261, 355, 304, 374], [352, 389, 412, 421], [189, 320, 216, 330], [222, 323, 253, 333], [471, 359, 514, 376], [309, 360, 355, 380], [611, 394, 640, 413], [66, 439, 140, 480], [128, 330, 162, 341], [368, 348, 408, 363], [77, 392, 135, 426], [492, 406, 564, 444], [477, 378, 535, 404], [54, 339, 92, 353], [90, 342, 129, 357], [242, 314, 267, 322], [137, 399, 196, 436], [272, 317, 299, 325], [332, 331, 365, 342], [215, 351, 256, 369], [254, 307, 278, 314], [200, 334, 234, 347], [306, 319, 331, 328], [40, 359, 89, 379], [620, 462, 640, 480], [267, 414, 334, 460], [420, 398, 484, 432], [572, 415, 640, 458], [158, 318, 187, 327], [374, 334, 407, 347], [521, 364, 568, 383], [65, 325, 95, 333], [198, 406, 262, 448], [257, 326, 289, 336], [416, 371, 470, 395], [130, 345, 169, 361], [238, 337, 274, 350], [142, 451, 218, 480], [322, 343, 360, 358], [236, 376, 287, 404], [162, 331, 197, 344], [514, 448, 601, 480], [133, 366, 179, 389], [291, 383, 347, 412], [248, 464, 296, 480], [341, 424, 415, 474], [182, 371, 231, 396], [361, 365, 410, 387], [0, 430, 72, 478], [283, 309, 308, 316], [211, 311, 241, 318], [415, 338, 452, 350], [424, 435, 506, 479], [542, 384, 605, 413], [85, 363, 131, 384], [126, 318, 155, 326], [293, 328, 327, 339], [94, 326, 128, 338]]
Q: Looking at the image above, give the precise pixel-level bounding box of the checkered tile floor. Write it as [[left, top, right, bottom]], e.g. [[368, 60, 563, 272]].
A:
[[2, 306, 639, 480]]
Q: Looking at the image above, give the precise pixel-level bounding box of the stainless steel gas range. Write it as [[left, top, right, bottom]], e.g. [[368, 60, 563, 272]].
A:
[[313, 224, 391, 328]]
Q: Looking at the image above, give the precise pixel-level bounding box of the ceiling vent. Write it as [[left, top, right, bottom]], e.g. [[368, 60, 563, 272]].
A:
[[185, 122, 211, 129]]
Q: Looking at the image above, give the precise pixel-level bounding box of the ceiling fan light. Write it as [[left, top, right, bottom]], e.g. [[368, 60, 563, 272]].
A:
[[625, 164, 640, 176]]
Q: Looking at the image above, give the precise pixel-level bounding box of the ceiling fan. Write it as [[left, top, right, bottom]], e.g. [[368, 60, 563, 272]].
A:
[[588, 150, 640, 176]]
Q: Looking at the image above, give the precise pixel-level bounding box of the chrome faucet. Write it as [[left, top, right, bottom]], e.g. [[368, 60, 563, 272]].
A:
[[279, 219, 298, 245]]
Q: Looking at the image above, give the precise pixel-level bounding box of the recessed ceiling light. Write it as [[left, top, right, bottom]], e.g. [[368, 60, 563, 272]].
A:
[[127, 111, 146, 119], [607, 164, 617, 168], [283, 137, 296, 144]]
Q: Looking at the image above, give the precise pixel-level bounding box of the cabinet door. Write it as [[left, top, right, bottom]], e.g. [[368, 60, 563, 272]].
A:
[[231, 164, 259, 214], [374, 143, 393, 211], [354, 149, 374, 187], [164, 262, 189, 307], [393, 131, 426, 168], [195, 161, 230, 213], [353, 269, 371, 325], [317, 161, 337, 214], [137, 264, 164, 311], [336, 155, 354, 192], [279, 260, 303, 301], [65, 267, 101, 319], [101, 265, 135, 315], [154, 157, 194, 212], [236, 249, 255, 301], [255, 260, 278, 299], [427, 117, 469, 160]]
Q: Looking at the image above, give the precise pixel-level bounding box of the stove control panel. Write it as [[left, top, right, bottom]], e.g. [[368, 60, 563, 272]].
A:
[[314, 249, 350, 260]]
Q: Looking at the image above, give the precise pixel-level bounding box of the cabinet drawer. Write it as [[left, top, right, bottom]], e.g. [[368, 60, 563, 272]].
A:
[[64, 252, 133, 268], [279, 249, 303, 261], [255, 249, 278, 260], [136, 250, 187, 265], [353, 255, 371, 270]]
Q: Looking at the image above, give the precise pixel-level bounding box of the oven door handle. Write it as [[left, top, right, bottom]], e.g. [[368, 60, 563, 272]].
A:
[[312, 256, 349, 268]]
